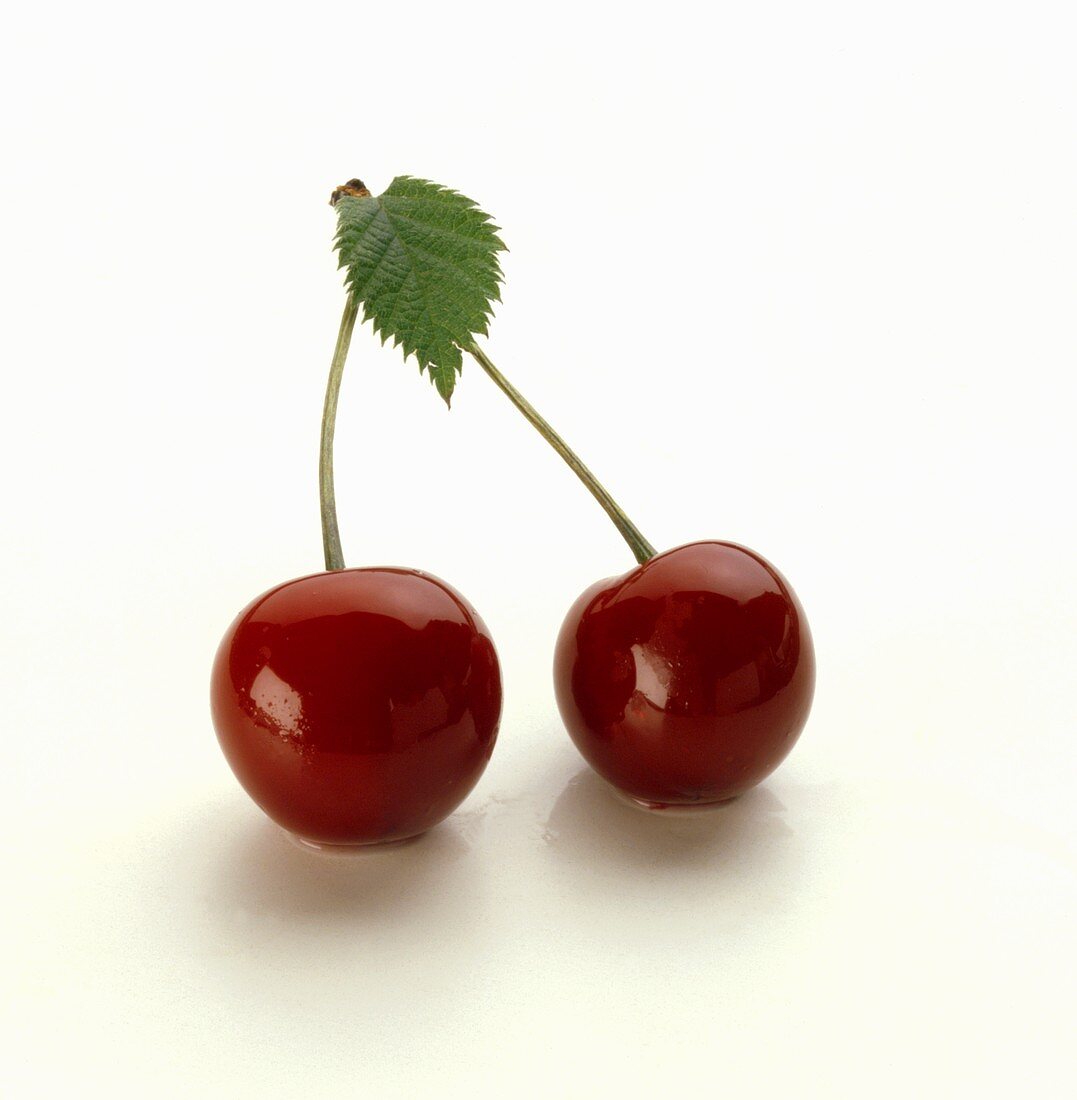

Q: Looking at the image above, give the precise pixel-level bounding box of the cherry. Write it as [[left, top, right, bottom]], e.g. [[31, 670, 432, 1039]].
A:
[[463, 343, 816, 805], [554, 541, 814, 807], [210, 226, 505, 848], [211, 567, 501, 846]]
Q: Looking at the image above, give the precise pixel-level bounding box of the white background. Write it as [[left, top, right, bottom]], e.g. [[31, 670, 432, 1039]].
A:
[[2, 2, 1074, 1096]]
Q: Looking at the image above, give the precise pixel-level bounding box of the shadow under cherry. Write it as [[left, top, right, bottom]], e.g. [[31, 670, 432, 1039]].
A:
[[202, 808, 478, 927], [544, 767, 796, 879]]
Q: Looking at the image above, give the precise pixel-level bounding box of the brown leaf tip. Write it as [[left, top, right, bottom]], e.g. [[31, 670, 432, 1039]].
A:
[[329, 179, 372, 206]]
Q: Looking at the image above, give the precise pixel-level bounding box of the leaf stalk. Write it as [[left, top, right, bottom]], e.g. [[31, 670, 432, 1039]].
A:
[[320, 296, 360, 571], [463, 340, 656, 566]]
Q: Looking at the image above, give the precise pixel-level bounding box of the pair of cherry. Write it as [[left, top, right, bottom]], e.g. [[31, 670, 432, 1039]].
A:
[[209, 176, 815, 849], [211, 537, 814, 848]]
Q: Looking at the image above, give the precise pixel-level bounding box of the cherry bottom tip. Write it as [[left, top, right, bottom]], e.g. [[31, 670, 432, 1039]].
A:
[[282, 830, 426, 855], [609, 786, 741, 815]]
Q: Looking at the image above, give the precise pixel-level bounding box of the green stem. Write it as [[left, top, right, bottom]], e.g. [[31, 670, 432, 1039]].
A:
[[464, 340, 656, 565], [320, 296, 360, 571]]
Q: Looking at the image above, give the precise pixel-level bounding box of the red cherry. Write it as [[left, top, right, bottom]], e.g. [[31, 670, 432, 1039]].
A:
[[554, 541, 814, 807], [211, 568, 502, 846]]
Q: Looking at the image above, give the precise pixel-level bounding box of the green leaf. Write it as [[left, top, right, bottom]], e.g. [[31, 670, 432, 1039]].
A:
[[333, 176, 506, 406]]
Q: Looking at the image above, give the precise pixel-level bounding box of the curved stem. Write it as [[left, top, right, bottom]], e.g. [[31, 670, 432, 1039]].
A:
[[320, 296, 360, 571], [464, 340, 656, 565]]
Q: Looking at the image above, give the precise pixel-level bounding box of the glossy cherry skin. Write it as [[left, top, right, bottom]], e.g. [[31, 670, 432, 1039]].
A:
[[554, 541, 814, 806], [211, 568, 502, 845]]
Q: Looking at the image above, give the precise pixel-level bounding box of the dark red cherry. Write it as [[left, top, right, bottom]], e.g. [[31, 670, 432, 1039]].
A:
[[554, 541, 814, 807], [211, 568, 502, 846]]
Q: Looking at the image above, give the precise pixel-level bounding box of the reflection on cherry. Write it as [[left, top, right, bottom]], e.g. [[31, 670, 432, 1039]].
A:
[[554, 541, 814, 808], [211, 568, 502, 846]]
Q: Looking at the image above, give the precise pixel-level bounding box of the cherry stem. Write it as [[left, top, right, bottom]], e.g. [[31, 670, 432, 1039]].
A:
[[319, 295, 360, 571], [464, 340, 656, 565]]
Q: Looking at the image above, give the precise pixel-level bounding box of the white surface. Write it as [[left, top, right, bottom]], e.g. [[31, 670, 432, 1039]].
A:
[[2, 2, 1075, 1096]]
